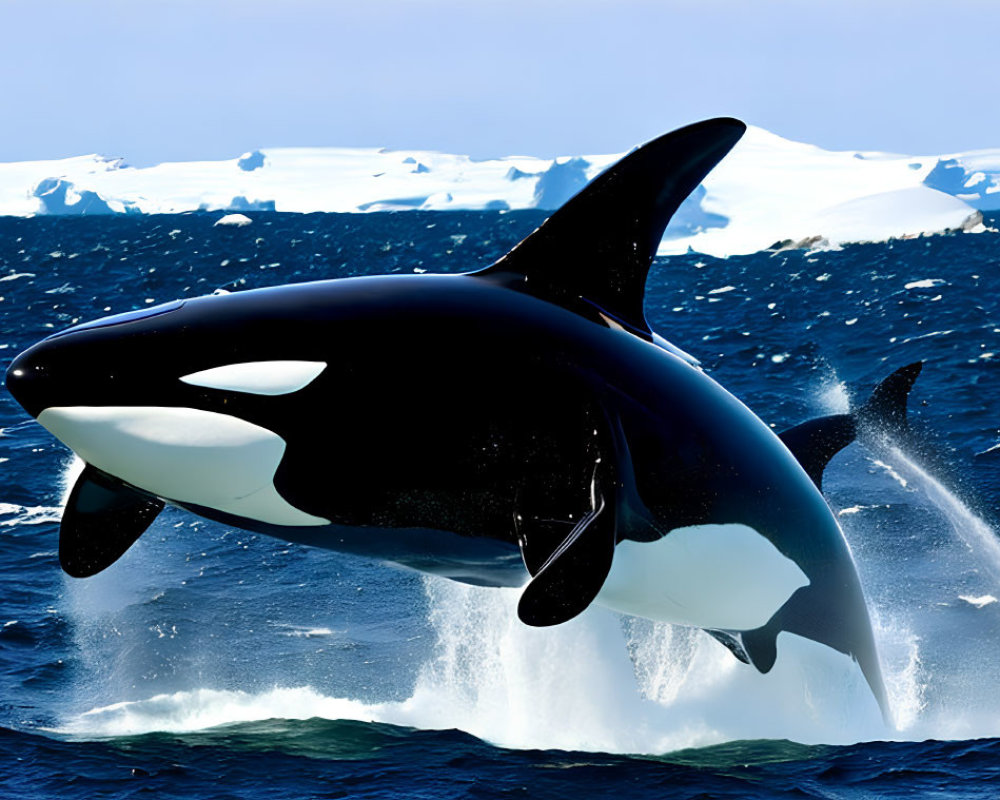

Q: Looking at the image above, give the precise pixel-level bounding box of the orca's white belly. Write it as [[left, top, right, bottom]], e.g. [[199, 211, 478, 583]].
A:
[[595, 523, 810, 630]]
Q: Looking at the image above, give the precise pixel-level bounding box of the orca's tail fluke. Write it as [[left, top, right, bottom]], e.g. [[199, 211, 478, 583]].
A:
[[779, 362, 924, 490], [856, 361, 923, 440]]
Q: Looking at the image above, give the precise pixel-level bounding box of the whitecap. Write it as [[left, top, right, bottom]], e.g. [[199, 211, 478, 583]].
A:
[[958, 595, 997, 609]]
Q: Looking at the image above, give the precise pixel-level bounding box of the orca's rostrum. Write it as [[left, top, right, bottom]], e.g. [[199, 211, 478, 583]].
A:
[[6, 118, 918, 719]]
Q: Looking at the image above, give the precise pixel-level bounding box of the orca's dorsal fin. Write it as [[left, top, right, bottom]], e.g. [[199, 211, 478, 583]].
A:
[[473, 118, 746, 334]]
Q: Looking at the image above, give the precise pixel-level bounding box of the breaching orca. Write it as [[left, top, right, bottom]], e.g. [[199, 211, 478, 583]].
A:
[[5, 118, 917, 720]]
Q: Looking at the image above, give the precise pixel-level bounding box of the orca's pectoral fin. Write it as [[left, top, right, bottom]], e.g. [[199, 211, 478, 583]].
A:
[[740, 621, 779, 674], [60, 464, 164, 578], [517, 483, 616, 627], [704, 628, 751, 665]]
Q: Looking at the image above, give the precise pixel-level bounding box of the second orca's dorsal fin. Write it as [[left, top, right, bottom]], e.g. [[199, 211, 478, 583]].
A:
[[473, 118, 746, 334]]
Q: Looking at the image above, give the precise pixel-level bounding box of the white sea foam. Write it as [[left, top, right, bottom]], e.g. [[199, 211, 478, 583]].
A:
[[905, 278, 947, 290], [0, 503, 62, 527], [58, 687, 379, 737], [958, 594, 997, 609], [58, 455, 86, 508], [272, 624, 339, 638]]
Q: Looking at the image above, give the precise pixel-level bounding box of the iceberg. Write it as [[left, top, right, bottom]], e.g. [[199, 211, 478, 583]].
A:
[[213, 213, 253, 227], [0, 126, 994, 257]]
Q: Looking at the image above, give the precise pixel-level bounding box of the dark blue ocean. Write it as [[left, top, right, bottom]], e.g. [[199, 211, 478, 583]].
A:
[[1, 211, 999, 798]]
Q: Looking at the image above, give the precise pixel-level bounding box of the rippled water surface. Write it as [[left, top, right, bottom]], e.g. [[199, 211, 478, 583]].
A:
[[1, 212, 999, 798]]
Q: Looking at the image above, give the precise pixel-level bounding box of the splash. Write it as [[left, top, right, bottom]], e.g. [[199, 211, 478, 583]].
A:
[[60, 577, 889, 752], [816, 377, 851, 415], [880, 446, 1000, 580], [857, 443, 1000, 741], [58, 454, 86, 507], [406, 580, 892, 751], [868, 610, 925, 732]]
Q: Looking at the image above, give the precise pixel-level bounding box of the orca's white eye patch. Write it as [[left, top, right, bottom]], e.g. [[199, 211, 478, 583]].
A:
[[180, 361, 327, 396]]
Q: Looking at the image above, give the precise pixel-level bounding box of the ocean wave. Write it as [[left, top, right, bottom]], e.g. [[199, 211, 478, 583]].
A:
[[0, 503, 62, 527]]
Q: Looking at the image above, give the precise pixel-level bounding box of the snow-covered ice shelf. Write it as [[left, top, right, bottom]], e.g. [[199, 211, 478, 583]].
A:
[[1, 126, 995, 257]]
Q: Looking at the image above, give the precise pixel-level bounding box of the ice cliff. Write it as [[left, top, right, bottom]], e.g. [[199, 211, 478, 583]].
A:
[[1, 126, 994, 257]]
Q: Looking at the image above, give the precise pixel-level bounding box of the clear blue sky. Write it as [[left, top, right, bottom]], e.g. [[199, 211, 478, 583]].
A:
[[1, 0, 997, 165]]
